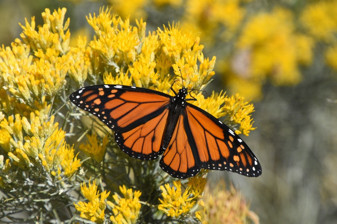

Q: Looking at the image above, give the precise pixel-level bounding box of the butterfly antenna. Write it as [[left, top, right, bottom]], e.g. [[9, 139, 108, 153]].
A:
[[180, 73, 185, 88], [186, 88, 197, 101], [174, 68, 185, 89], [170, 80, 177, 95]]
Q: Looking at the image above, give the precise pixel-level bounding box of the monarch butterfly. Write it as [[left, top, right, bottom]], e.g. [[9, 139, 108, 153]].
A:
[[70, 85, 262, 179]]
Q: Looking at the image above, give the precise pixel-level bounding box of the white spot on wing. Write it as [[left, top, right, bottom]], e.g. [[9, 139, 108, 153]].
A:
[[104, 85, 110, 88], [131, 86, 136, 89], [78, 88, 84, 94], [114, 85, 122, 89], [229, 129, 235, 136], [238, 138, 242, 143]]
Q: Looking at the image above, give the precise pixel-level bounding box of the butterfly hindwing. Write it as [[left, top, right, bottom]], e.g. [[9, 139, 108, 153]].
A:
[[160, 103, 262, 178], [159, 114, 200, 179], [69, 85, 171, 159]]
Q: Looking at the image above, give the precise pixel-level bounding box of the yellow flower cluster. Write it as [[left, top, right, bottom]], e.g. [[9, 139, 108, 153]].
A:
[[108, 185, 142, 223], [0, 106, 80, 177], [300, 0, 337, 73], [300, 0, 337, 42], [196, 181, 259, 224], [225, 8, 313, 100], [75, 181, 110, 223], [20, 8, 70, 54], [183, 0, 246, 43], [79, 133, 109, 162], [0, 8, 92, 112], [158, 177, 206, 217], [107, 0, 147, 19], [109, 0, 246, 43], [237, 8, 307, 82], [88, 8, 214, 91], [222, 94, 255, 135]]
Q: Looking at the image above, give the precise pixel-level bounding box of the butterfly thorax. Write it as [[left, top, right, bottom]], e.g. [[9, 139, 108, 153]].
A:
[[171, 88, 188, 109]]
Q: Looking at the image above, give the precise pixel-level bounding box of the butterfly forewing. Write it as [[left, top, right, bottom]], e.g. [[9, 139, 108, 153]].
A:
[[69, 85, 171, 159]]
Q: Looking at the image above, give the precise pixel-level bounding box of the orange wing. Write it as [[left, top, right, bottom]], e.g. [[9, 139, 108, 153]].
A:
[[69, 85, 171, 159], [160, 103, 262, 178]]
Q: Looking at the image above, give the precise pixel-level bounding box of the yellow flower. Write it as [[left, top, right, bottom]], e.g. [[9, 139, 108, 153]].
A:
[[58, 145, 82, 177], [67, 36, 92, 85], [86, 10, 222, 95], [172, 50, 216, 91], [325, 44, 337, 72], [158, 180, 198, 217], [191, 91, 228, 119], [128, 53, 157, 88], [79, 133, 109, 162], [214, 0, 245, 38], [75, 181, 110, 223], [0, 39, 68, 108], [196, 181, 259, 224], [107, 0, 147, 19], [227, 7, 312, 98], [222, 94, 255, 136], [38, 123, 81, 177], [0, 106, 81, 176], [20, 8, 70, 54], [104, 71, 133, 86], [294, 34, 314, 65], [300, 0, 337, 42], [0, 129, 10, 152], [158, 24, 202, 62], [87, 8, 145, 72], [187, 176, 207, 197], [227, 75, 263, 101], [182, 0, 246, 43], [108, 185, 142, 224]]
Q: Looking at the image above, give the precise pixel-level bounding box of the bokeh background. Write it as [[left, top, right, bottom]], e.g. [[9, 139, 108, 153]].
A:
[[1, 0, 336, 223]]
